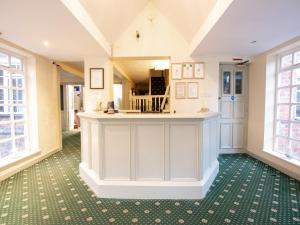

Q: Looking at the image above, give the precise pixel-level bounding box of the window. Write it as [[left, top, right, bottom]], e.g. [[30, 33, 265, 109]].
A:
[[0, 50, 27, 161], [275, 48, 300, 160]]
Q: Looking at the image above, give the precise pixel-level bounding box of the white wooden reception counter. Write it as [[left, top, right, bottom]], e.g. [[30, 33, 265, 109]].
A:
[[78, 112, 220, 199]]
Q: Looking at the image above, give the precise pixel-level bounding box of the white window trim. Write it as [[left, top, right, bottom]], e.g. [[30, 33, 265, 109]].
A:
[[273, 46, 300, 161], [0, 47, 30, 163]]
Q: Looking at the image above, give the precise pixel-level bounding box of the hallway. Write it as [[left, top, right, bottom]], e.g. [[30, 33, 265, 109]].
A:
[[0, 132, 299, 225]]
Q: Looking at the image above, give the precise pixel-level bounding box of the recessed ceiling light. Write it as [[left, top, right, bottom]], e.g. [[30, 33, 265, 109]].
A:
[[43, 41, 49, 47], [250, 40, 257, 44]]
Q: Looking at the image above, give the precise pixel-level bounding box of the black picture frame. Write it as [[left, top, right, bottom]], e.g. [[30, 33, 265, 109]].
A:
[[90, 68, 104, 89]]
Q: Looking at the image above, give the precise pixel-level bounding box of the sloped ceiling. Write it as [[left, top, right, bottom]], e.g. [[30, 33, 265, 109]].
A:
[[0, 0, 106, 61], [115, 60, 157, 83], [79, 0, 149, 43], [192, 0, 300, 56], [152, 0, 217, 42], [79, 0, 217, 44]]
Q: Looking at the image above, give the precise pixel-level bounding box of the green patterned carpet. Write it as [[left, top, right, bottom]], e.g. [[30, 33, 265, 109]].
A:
[[0, 132, 299, 225]]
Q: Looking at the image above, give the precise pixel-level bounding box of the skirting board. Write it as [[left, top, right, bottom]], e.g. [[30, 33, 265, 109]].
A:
[[219, 149, 245, 154], [247, 150, 300, 181], [79, 161, 219, 199]]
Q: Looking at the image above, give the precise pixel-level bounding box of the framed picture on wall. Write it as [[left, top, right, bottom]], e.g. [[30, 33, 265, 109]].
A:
[[90, 68, 104, 89], [194, 63, 205, 79], [171, 63, 182, 79], [182, 63, 193, 78], [187, 82, 198, 99], [175, 82, 186, 99]]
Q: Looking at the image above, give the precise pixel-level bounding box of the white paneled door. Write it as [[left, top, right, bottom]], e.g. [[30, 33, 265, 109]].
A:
[[219, 64, 248, 153]]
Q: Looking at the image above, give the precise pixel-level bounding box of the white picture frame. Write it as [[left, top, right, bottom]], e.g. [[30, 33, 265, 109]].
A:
[[182, 63, 193, 79], [187, 82, 198, 99], [175, 82, 185, 99], [171, 63, 182, 79], [194, 63, 204, 79]]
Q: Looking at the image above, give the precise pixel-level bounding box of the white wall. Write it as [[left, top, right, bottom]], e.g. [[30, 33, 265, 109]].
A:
[[248, 37, 300, 180], [110, 3, 244, 114], [83, 57, 113, 112]]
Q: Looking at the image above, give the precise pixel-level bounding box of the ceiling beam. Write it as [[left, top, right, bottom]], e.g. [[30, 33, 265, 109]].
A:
[[189, 0, 234, 56], [56, 62, 84, 78], [113, 62, 134, 83], [60, 0, 111, 56]]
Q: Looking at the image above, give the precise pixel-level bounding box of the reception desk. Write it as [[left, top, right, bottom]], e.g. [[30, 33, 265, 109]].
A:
[[78, 112, 219, 199]]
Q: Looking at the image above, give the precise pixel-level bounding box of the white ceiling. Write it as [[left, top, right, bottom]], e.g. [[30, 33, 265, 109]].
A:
[[79, 0, 149, 44], [79, 0, 217, 44], [115, 60, 166, 83], [192, 0, 300, 56], [153, 0, 217, 42], [0, 0, 106, 61]]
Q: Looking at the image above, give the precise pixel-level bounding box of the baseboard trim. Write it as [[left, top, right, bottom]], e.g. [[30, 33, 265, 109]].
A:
[[0, 147, 61, 182], [79, 162, 219, 199], [219, 149, 245, 154], [247, 150, 300, 181]]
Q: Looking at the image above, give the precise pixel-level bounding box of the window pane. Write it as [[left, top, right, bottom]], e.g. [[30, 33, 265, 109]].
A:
[[292, 68, 300, 85], [223, 71, 231, 94], [15, 137, 25, 152], [0, 140, 13, 159], [278, 70, 291, 87], [290, 123, 300, 140], [291, 141, 300, 160], [294, 51, 300, 65], [13, 106, 24, 120], [0, 123, 11, 140], [277, 105, 290, 120], [235, 71, 243, 94], [0, 69, 10, 87], [0, 52, 9, 67], [276, 121, 289, 137], [281, 54, 292, 68], [275, 137, 289, 154], [291, 105, 300, 121], [277, 88, 290, 103], [0, 88, 11, 104], [12, 73, 24, 88], [10, 56, 22, 70], [15, 123, 25, 136], [291, 87, 300, 103], [0, 105, 11, 121], [13, 90, 24, 104]]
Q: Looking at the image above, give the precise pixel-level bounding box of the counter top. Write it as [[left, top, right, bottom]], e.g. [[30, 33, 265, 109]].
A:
[[78, 111, 220, 119]]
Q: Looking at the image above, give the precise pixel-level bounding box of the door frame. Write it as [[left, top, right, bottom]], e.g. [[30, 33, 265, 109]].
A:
[[219, 63, 249, 154]]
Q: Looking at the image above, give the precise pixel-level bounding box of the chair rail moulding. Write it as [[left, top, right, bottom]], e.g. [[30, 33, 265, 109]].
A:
[[78, 112, 220, 199]]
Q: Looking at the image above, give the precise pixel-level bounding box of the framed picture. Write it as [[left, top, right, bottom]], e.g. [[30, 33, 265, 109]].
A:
[[183, 63, 193, 78], [90, 68, 104, 89], [187, 82, 198, 99], [175, 82, 186, 99], [171, 63, 182, 79], [194, 63, 204, 79]]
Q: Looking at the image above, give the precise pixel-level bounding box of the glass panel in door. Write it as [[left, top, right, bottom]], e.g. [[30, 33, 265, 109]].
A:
[[235, 71, 243, 95], [223, 71, 231, 95]]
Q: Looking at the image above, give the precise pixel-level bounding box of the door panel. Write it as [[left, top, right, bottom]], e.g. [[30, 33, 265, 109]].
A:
[[233, 123, 244, 148], [220, 123, 232, 149], [221, 101, 233, 118], [234, 101, 245, 118]]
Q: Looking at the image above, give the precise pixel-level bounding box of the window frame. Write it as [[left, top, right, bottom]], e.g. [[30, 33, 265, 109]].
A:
[[274, 46, 300, 160], [0, 47, 28, 160]]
